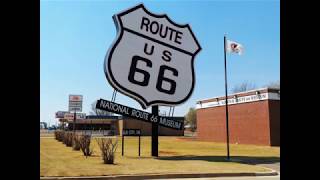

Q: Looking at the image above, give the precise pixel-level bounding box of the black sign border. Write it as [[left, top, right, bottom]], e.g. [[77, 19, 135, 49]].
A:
[[104, 3, 202, 109]]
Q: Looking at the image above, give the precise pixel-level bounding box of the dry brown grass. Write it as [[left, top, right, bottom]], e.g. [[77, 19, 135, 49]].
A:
[[40, 136, 279, 177]]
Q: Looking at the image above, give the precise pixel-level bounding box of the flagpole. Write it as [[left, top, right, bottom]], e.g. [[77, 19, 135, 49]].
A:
[[224, 35, 230, 160]]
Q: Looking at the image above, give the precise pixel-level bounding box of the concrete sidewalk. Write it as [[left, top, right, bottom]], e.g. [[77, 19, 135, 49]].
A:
[[159, 174, 280, 180], [40, 171, 278, 180], [259, 163, 280, 173]]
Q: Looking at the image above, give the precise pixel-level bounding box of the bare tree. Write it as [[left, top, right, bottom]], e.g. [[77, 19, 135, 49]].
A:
[[231, 82, 256, 93], [89, 100, 113, 116], [96, 138, 118, 164], [79, 135, 93, 157], [265, 80, 280, 89]]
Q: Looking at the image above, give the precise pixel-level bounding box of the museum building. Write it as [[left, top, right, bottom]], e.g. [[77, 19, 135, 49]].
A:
[[59, 115, 184, 136], [196, 87, 280, 146]]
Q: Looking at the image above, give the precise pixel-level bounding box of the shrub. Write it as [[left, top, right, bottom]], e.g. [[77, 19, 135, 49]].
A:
[[79, 135, 93, 157], [72, 134, 81, 151], [54, 130, 65, 142], [63, 132, 73, 147], [54, 130, 58, 140], [62, 132, 66, 144], [54, 130, 60, 141], [96, 138, 118, 164]]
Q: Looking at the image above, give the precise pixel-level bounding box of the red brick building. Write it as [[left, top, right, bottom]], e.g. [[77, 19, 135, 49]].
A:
[[196, 88, 280, 146]]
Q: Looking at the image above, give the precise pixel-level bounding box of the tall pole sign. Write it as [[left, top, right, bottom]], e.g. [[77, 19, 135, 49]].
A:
[[101, 3, 201, 157], [69, 95, 83, 134], [69, 95, 83, 112]]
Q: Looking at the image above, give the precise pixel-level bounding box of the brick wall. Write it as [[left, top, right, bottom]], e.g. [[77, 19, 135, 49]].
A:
[[268, 100, 280, 146], [197, 100, 273, 146]]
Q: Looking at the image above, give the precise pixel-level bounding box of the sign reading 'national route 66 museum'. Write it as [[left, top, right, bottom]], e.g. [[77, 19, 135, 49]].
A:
[[105, 4, 201, 109]]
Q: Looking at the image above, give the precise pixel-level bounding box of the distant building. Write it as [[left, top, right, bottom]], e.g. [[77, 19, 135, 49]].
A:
[[40, 122, 47, 129], [59, 115, 184, 136], [196, 87, 280, 146]]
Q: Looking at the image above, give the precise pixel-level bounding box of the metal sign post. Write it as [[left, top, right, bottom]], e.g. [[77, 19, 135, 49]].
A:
[[138, 134, 141, 157], [151, 106, 159, 157], [73, 110, 76, 135], [122, 133, 124, 156]]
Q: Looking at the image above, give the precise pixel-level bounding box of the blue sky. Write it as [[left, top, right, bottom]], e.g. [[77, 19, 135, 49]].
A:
[[40, 0, 279, 125]]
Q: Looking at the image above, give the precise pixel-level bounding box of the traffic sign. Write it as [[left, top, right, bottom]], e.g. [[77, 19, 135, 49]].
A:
[[104, 4, 201, 109]]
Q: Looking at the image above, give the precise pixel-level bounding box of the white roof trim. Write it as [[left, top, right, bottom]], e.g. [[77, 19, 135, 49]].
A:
[[196, 92, 280, 109], [197, 87, 280, 103]]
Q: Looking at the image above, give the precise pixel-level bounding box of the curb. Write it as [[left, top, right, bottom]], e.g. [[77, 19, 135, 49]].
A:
[[40, 171, 278, 180]]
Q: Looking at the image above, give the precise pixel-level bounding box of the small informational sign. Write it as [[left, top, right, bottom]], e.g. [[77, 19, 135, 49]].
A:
[[122, 129, 141, 136], [55, 111, 69, 118], [104, 4, 201, 109], [121, 128, 142, 157], [69, 95, 83, 112], [96, 98, 183, 130], [64, 113, 86, 120]]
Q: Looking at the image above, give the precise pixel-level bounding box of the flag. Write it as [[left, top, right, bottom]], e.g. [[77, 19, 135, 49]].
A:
[[226, 40, 244, 55]]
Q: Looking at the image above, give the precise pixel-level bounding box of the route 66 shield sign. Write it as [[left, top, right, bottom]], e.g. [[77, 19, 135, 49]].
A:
[[105, 4, 201, 109]]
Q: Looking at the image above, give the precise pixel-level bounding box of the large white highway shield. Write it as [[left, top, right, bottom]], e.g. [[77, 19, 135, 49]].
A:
[[105, 4, 201, 109]]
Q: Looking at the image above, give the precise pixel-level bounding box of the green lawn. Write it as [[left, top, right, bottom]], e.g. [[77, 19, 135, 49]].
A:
[[40, 136, 279, 177]]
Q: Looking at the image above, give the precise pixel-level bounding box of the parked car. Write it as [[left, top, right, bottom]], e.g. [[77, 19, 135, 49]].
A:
[[48, 126, 57, 130]]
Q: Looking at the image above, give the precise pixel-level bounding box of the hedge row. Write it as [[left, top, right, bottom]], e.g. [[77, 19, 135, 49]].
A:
[[54, 130, 118, 164]]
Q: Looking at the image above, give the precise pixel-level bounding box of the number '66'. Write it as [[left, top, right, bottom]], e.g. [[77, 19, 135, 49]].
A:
[[128, 55, 178, 95]]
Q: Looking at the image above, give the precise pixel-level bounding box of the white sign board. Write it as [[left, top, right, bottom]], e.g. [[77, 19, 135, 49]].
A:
[[69, 95, 83, 112], [64, 113, 86, 120], [104, 4, 201, 109], [69, 95, 83, 101]]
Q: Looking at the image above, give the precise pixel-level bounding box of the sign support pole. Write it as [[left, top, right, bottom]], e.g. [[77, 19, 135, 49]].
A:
[[73, 110, 76, 135], [122, 133, 124, 156], [224, 35, 230, 160], [151, 106, 159, 157], [138, 135, 141, 157]]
